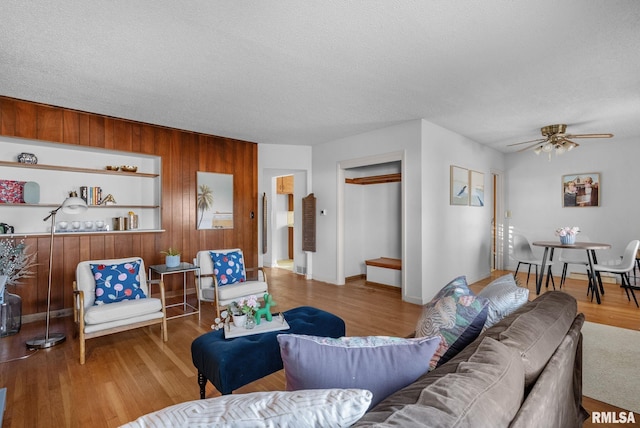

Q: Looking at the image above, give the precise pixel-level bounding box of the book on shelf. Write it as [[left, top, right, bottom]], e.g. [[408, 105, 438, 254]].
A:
[[79, 186, 103, 205]]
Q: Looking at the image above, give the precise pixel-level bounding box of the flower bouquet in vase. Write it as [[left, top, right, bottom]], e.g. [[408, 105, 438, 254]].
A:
[[555, 226, 580, 245]]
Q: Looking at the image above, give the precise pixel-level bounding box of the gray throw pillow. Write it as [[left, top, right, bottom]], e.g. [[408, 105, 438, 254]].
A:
[[478, 273, 529, 330]]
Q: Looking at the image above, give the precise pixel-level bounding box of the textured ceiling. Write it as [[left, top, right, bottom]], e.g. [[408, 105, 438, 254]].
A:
[[1, 1, 639, 152]]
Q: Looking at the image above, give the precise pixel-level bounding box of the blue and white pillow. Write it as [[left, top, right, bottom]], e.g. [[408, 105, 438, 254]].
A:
[[210, 250, 246, 286], [90, 260, 146, 305]]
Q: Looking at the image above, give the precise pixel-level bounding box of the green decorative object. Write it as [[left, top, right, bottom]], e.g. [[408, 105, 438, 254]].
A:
[[254, 293, 276, 325]]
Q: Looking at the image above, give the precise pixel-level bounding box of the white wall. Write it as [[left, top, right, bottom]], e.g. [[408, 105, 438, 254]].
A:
[[420, 121, 505, 300], [505, 136, 640, 276], [313, 119, 505, 304]]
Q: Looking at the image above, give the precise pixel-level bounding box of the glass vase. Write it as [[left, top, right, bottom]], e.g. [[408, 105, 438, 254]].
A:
[[245, 314, 256, 329], [0, 291, 22, 337]]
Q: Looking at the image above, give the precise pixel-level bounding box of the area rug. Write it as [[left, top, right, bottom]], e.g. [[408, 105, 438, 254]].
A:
[[581, 321, 640, 414]]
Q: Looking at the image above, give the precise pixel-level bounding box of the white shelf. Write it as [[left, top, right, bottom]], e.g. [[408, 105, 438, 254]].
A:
[[0, 136, 162, 234]]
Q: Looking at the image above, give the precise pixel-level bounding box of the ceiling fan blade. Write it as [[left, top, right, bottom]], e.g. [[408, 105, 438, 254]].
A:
[[507, 138, 546, 147], [516, 141, 546, 152], [564, 133, 613, 139]]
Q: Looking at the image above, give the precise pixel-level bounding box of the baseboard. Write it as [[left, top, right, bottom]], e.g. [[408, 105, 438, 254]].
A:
[[22, 308, 73, 324], [569, 272, 617, 284]]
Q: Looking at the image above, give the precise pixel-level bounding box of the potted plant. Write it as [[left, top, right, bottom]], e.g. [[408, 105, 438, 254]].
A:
[[1, 238, 37, 336], [161, 247, 181, 268], [228, 295, 260, 329]]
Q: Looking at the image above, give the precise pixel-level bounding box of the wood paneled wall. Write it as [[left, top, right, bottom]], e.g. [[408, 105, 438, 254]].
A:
[[0, 96, 258, 316]]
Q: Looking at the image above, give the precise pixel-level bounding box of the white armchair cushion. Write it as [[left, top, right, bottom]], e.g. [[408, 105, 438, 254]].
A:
[[84, 297, 163, 325], [217, 281, 269, 304]]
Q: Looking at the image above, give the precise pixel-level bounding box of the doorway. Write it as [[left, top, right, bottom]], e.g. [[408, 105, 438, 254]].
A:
[[491, 170, 504, 270], [274, 175, 294, 271], [337, 151, 405, 289]]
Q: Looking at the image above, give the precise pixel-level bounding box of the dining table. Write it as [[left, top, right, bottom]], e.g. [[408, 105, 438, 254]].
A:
[[532, 240, 611, 304]]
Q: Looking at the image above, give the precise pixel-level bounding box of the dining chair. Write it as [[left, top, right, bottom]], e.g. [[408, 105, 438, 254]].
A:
[[558, 235, 591, 288], [589, 240, 640, 307], [512, 234, 554, 288]]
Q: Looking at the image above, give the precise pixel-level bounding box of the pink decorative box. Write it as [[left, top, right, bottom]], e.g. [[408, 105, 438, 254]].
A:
[[0, 179, 26, 203]]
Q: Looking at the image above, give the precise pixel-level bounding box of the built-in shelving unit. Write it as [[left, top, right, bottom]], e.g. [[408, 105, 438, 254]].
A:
[[0, 136, 162, 235]]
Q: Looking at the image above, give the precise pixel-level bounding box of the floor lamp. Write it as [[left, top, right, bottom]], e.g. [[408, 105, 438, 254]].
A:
[[26, 196, 88, 349]]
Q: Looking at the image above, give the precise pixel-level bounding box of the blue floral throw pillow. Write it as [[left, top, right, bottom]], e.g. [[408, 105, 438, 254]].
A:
[[90, 260, 146, 305], [210, 251, 246, 286]]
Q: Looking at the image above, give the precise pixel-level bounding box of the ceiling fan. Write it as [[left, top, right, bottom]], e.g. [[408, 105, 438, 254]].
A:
[[508, 124, 613, 159]]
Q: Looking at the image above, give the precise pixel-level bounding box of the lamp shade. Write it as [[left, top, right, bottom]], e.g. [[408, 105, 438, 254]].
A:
[[61, 197, 88, 214]]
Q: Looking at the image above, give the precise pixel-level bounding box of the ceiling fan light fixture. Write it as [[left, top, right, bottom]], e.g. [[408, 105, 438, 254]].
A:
[[508, 124, 613, 161]]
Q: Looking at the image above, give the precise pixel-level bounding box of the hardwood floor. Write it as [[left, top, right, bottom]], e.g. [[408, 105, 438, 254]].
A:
[[0, 268, 638, 427]]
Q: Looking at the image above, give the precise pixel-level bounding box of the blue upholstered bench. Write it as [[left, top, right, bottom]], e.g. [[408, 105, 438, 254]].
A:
[[191, 306, 345, 397]]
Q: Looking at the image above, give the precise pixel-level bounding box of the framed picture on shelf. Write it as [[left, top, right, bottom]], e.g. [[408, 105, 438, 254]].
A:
[[450, 165, 469, 206], [469, 170, 484, 207], [562, 173, 600, 207]]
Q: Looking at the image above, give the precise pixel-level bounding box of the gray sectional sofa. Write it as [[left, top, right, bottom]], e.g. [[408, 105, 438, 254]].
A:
[[354, 291, 587, 427]]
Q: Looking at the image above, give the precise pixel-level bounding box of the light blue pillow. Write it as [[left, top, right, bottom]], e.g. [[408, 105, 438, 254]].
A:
[[277, 334, 441, 409], [478, 273, 529, 329], [209, 250, 246, 286], [90, 260, 146, 305]]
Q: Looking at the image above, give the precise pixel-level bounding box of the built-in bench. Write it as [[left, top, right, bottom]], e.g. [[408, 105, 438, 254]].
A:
[[365, 257, 401, 288]]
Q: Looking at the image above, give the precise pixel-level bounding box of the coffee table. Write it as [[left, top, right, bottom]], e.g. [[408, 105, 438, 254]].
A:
[[191, 306, 345, 396]]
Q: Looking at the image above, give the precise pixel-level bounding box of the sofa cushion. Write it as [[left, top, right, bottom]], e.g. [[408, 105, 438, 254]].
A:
[[484, 291, 577, 388], [478, 273, 529, 330], [121, 388, 372, 428], [354, 337, 525, 427], [509, 313, 588, 428], [277, 334, 441, 409], [90, 260, 146, 305], [415, 276, 489, 369]]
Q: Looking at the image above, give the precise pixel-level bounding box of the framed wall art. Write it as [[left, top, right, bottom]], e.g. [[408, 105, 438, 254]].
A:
[[469, 170, 484, 207], [450, 165, 469, 206], [562, 172, 600, 207], [196, 172, 234, 229]]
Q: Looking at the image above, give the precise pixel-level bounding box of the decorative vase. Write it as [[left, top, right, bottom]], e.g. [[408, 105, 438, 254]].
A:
[[232, 314, 247, 328], [245, 314, 256, 329], [17, 152, 38, 164], [165, 255, 180, 268], [0, 289, 22, 337], [560, 235, 576, 245]]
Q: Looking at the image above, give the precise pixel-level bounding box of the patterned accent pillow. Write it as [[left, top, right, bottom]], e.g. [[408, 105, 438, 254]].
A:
[[121, 389, 373, 428], [415, 276, 488, 370], [277, 334, 441, 409], [210, 250, 246, 286], [90, 260, 146, 305], [478, 273, 529, 330]]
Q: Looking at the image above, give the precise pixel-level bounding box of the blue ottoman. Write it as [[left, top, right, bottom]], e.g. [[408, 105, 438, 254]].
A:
[[191, 306, 345, 396]]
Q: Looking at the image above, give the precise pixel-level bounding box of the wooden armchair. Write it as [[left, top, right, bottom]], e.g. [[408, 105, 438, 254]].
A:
[[194, 249, 268, 318], [73, 257, 168, 364]]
